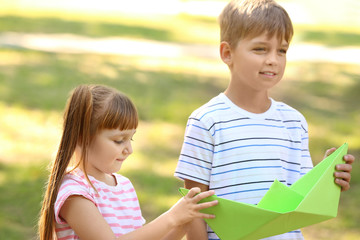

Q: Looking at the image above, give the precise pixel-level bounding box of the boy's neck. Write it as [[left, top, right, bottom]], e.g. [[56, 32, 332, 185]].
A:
[[224, 87, 271, 114]]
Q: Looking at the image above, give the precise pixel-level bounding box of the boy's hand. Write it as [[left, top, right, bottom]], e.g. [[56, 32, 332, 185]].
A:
[[324, 148, 355, 192]]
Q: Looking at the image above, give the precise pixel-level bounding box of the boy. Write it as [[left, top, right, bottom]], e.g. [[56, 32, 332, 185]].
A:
[[174, 0, 355, 239]]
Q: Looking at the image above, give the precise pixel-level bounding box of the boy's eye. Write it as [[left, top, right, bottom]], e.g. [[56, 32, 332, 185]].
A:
[[254, 47, 266, 51], [279, 49, 287, 54]]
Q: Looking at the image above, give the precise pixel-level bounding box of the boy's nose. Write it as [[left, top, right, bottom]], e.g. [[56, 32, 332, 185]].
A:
[[265, 52, 278, 65]]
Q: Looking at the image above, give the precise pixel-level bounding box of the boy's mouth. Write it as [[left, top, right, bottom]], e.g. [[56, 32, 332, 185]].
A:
[[260, 71, 276, 76]]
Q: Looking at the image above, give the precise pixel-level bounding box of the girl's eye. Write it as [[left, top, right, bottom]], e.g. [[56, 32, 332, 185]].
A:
[[114, 140, 123, 144]]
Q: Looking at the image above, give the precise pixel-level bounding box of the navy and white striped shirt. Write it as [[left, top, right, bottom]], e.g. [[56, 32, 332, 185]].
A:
[[175, 93, 313, 240]]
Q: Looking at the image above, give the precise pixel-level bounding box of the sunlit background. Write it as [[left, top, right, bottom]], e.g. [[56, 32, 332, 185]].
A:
[[0, 0, 359, 239]]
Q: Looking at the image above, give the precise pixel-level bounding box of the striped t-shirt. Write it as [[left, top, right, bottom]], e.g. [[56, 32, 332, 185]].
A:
[[175, 93, 313, 240], [55, 169, 145, 240]]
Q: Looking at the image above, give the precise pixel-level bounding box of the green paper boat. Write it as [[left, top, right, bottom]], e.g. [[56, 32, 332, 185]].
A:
[[179, 143, 348, 240]]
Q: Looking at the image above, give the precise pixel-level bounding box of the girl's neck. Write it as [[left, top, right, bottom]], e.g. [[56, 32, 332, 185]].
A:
[[79, 166, 117, 186]]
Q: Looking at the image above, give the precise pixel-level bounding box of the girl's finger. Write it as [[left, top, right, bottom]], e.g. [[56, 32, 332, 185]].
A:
[[192, 190, 215, 202], [185, 187, 201, 198], [196, 200, 218, 210], [198, 213, 216, 219]]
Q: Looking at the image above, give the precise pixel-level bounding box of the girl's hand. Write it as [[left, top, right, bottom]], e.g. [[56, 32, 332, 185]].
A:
[[324, 148, 355, 192], [167, 187, 218, 227]]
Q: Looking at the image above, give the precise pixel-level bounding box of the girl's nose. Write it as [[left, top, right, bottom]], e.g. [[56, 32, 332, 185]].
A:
[[123, 141, 133, 155]]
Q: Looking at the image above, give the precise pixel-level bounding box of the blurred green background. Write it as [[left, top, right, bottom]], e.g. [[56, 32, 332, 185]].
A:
[[0, 0, 359, 239]]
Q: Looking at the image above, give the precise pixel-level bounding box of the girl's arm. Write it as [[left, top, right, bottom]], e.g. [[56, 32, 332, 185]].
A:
[[59, 188, 217, 240]]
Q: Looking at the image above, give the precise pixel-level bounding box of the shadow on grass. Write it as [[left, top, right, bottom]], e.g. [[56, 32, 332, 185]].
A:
[[0, 50, 223, 125], [297, 29, 360, 47], [2, 15, 360, 47], [0, 15, 173, 42]]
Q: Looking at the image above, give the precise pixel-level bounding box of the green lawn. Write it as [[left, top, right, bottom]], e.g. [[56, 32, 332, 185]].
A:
[[0, 2, 359, 240]]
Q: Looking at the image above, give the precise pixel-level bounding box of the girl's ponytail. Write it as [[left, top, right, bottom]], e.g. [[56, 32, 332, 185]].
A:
[[38, 85, 93, 240]]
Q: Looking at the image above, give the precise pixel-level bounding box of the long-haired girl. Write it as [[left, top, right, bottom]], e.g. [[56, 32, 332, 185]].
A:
[[38, 84, 217, 240]]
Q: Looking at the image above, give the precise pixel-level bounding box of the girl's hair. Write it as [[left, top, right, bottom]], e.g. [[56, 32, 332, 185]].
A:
[[219, 0, 294, 48], [38, 84, 138, 240]]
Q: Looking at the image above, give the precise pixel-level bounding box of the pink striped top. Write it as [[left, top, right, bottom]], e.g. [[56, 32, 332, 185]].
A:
[[54, 169, 145, 240]]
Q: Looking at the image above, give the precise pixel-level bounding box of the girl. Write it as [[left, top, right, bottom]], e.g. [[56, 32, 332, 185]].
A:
[[38, 84, 218, 240]]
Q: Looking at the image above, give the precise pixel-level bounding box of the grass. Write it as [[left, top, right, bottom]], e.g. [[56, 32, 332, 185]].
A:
[[0, 162, 48, 239], [0, 2, 359, 240]]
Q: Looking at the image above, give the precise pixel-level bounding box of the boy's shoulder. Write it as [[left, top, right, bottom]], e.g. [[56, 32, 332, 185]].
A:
[[272, 99, 307, 121], [189, 93, 228, 120], [189, 95, 307, 123]]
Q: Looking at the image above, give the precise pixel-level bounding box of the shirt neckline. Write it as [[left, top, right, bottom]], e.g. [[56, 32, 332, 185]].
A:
[[219, 93, 276, 119]]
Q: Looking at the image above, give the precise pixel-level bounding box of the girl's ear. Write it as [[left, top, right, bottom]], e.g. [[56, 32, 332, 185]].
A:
[[220, 41, 232, 66]]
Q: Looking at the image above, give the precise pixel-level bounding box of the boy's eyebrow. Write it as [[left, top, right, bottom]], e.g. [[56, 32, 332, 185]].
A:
[[252, 41, 289, 48]]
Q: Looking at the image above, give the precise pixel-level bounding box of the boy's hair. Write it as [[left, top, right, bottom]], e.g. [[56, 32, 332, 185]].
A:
[[38, 84, 138, 240], [219, 0, 293, 48]]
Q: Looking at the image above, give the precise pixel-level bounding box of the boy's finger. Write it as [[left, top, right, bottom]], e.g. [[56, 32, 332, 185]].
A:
[[343, 154, 355, 164], [335, 163, 353, 173], [334, 171, 351, 183], [324, 148, 336, 158], [335, 178, 350, 192]]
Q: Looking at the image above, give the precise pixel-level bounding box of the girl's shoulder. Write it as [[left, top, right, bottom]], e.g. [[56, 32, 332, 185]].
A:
[[59, 169, 92, 193], [113, 173, 136, 189]]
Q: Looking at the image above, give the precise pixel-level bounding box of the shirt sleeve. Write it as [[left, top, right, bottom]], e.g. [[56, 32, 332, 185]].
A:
[[54, 176, 96, 224], [174, 116, 214, 186]]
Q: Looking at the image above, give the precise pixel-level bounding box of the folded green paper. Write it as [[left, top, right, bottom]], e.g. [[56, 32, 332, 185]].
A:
[[179, 143, 348, 240]]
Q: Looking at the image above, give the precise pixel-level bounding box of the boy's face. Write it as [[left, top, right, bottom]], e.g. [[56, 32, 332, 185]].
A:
[[223, 33, 289, 93]]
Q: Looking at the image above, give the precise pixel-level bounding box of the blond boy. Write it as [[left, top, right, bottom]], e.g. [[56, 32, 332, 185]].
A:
[[174, 0, 354, 239]]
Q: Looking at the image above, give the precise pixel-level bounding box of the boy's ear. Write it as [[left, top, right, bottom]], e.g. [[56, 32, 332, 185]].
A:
[[220, 41, 232, 65]]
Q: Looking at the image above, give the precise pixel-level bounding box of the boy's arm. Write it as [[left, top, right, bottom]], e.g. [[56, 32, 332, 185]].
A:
[[161, 223, 189, 240], [185, 179, 210, 240]]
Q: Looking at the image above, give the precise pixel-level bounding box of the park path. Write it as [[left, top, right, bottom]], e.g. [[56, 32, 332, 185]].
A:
[[1, 32, 360, 65]]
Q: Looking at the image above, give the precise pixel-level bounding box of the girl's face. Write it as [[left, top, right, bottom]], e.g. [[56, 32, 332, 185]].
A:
[[85, 128, 136, 181]]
